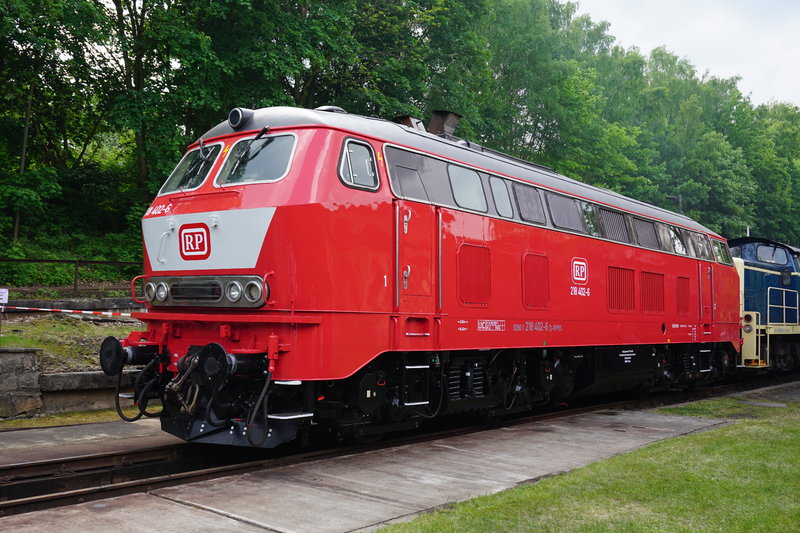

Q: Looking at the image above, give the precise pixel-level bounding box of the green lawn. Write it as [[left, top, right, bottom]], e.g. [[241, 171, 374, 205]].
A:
[[382, 397, 800, 532]]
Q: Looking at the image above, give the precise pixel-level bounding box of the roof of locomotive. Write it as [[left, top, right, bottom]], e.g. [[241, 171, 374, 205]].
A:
[[201, 106, 717, 236], [728, 236, 800, 255]]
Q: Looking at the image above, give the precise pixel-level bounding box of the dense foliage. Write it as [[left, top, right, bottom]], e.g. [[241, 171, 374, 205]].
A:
[[2, 0, 800, 285]]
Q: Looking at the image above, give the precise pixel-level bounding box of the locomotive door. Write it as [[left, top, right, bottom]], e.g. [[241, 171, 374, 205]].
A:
[[394, 200, 437, 315], [697, 262, 716, 354], [699, 262, 714, 326], [698, 262, 715, 371]]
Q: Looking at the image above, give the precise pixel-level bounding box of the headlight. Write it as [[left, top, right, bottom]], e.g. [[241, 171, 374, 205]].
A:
[[743, 324, 753, 333], [228, 107, 254, 129], [144, 282, 156, 302], [144, 276, 263, 307], [245, 280, 264, 303], [156, 282, 169, 302], [226, 281, 243, 302]]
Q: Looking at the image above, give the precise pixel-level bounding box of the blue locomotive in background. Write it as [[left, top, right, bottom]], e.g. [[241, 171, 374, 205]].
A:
[[729, 237, 800, 370]]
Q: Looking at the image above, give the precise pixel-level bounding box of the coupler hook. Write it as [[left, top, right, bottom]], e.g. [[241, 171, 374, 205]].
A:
[[166, 355, 200, 413]]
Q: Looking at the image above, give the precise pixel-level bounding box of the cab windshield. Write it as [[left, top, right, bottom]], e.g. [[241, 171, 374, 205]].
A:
[[159, 144, 222, 194], [216, 134, 296, 186]]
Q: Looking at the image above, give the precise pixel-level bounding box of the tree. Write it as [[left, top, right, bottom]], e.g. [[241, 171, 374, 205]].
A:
[[0, 0, 109, 239], [5, 0, 800, 261], [674, 131, 755, 236]]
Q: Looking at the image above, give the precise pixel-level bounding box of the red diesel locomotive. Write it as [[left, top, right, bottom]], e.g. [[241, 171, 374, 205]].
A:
[[100, 106, 741, 447]]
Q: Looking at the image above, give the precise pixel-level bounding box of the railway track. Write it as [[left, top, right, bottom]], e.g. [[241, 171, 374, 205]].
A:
[[0, 441, 334, 517], [1, 372, 796, 518]]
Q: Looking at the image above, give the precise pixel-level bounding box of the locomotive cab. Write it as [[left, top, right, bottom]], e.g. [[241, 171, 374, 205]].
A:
[[101, 106, 403, 447], [729, 237, 800, 370]]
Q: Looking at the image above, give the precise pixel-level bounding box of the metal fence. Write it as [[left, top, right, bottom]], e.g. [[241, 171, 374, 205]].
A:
[[0, 258, 140, 295]]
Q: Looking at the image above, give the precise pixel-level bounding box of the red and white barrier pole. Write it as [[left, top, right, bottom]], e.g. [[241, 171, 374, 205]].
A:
[[0, 305, 132, 318]]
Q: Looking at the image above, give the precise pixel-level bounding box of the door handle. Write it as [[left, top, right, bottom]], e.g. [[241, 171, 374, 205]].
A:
[[403, 265, 412, 289], [156, 219, 176, 263], [403, 210, 412, 234]]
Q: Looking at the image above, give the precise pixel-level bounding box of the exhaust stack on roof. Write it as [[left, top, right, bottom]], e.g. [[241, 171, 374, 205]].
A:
[[427, 110, 462, 135], [393, 115, 427, 131]]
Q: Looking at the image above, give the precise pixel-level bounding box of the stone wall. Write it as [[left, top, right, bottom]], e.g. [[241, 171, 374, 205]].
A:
[[0, 348, 44, 417], [39, 371, 137, 413], [0, 347, 138, 418]]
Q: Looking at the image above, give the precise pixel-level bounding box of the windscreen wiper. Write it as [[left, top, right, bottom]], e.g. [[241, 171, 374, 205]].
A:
[[198, 137, 214, 161], [187, 138, 215, 186], [230, 126, 269, 177]]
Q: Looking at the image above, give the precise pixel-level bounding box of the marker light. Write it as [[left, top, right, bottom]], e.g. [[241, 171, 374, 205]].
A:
[[226, 281, 243, 302], [245, 280, 264, 303], [156, 282, 169, 302], [144, 282, 156, 302]]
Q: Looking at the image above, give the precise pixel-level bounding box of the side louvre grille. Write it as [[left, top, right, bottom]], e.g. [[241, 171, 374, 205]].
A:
[[640, 271, 665, 313], [523, 253, 550, 308], [677, 276, 690, 314], [458, 244, 491, 305], [608, 266, 635, 311]]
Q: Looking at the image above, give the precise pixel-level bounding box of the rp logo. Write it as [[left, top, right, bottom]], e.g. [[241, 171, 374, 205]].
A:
[[179, 223, 211, 260], [571, 257, 588, 285]]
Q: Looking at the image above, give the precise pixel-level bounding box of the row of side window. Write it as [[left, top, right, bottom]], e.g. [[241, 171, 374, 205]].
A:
[[344, 142, 732, 265]]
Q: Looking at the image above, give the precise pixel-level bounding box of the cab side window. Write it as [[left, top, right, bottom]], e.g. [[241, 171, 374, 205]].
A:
[[756, 244, 790, 266], [340, 140, 379, 190], [712, 240, 734, 265]]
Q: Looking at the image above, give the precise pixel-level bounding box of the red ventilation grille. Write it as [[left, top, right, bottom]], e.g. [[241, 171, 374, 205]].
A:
[[608, 266, 635, 311], [640, 271, 665, 313], [523, 253, 549, 308], [458, 244, 491, 305], [677, 276, 690, 315]]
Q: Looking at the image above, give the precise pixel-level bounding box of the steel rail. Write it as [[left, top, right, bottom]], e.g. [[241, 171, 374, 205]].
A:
[[1, 372, 796, 517]]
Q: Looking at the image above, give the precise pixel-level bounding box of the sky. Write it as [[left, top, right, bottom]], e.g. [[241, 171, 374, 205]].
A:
[[574, 0, 800, 106]]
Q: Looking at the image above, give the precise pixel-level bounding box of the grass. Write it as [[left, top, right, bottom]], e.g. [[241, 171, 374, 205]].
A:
[[0, 313, 142, 372], [382, 396, 800, 533], [0, 407, 140, 430], [656, 396, 780, 418]]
